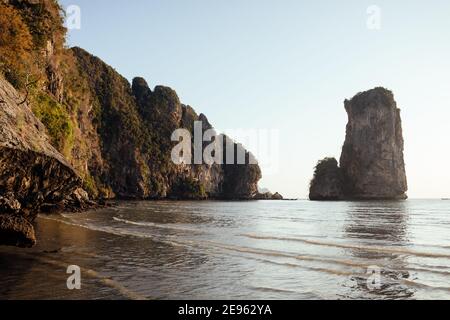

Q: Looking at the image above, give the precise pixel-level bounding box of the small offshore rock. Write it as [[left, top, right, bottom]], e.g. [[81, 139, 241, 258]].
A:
[[309, 158, 345, 200]]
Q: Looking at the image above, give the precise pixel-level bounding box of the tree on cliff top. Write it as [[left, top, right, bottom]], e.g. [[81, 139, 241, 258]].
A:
[[6, 0, 66, 51], [0, 4, 34, 88]]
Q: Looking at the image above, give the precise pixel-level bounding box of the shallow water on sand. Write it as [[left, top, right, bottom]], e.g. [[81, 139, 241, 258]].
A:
[[1, 200, 450, 300]]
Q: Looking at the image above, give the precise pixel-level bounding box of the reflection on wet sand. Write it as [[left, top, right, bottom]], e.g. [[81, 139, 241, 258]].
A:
[[343, 202, 415, 299], [0, 213, 217, 299], [0, 218, 130, 299]]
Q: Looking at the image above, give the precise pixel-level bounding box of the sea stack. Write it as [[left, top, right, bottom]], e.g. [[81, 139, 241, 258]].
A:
[[310, 87, 408, 200]]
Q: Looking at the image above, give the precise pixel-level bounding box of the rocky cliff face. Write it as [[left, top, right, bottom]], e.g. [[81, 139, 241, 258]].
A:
[[340, 88, 408, 199], [0, 76, 84, 247], [0, 0, 262, 246], [310, 88, 408, 200], [71, 48, 261, 200]]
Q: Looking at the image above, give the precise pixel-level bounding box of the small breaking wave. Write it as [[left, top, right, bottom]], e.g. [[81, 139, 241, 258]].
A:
[[240, 233, 450, 259], [112, 217, 204, 234]]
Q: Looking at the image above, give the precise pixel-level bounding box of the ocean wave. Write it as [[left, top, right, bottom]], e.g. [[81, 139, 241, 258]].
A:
[[112, 217, 204, 234], [38, 214, 450, 293], [239, 233, 450, 259]]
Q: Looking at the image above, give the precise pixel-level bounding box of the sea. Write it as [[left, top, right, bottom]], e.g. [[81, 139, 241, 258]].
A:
[[0, 200, 449, 300]]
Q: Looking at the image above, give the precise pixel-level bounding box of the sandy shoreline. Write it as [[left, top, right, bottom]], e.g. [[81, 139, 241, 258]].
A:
[[0, 215, 138, 300]]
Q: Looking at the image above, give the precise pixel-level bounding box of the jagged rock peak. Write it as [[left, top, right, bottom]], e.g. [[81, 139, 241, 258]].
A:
[[153, 85, 181, 103], [344, 87, 396, 112], [199, 113, 213, 131], [132, 77, 152, 101]]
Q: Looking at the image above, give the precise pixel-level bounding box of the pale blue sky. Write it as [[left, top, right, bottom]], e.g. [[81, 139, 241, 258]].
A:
[[60, 0, 450, 199]]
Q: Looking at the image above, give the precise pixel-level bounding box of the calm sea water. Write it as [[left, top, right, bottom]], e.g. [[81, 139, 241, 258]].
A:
[[1, 200, 449, 300]]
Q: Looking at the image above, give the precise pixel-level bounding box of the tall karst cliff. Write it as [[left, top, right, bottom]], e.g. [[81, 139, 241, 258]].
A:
[[0, 75, 85, 247], [0, 0, 261, 246], [69, 47, 261, 200], [310, 87, 408, 200]]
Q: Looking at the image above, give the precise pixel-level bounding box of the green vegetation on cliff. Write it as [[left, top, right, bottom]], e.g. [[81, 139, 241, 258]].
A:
[[171, 177, 207, 200], [0, 0, 262, 201], [0, 0, 263, 250], [31, 92, 74, 156]]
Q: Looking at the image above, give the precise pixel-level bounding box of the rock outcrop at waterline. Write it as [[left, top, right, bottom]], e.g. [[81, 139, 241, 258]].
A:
[[0, 76, 85, 247], [309, 158, 345, 200], [310, 87, 408, 200], [254, 192, 284, 200]]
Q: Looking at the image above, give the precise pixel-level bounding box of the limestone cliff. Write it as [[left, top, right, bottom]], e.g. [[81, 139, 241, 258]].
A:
[[0, 1, 261, 203], [310, 88, 408, 200], [0, 0, 262, 246], [0, 76, 83, 247], [71, 49, 261, 200], [340, 88, 408, 199]]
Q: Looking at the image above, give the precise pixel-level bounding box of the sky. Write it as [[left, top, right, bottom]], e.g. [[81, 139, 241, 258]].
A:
[[59, 0, 450, 199]]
